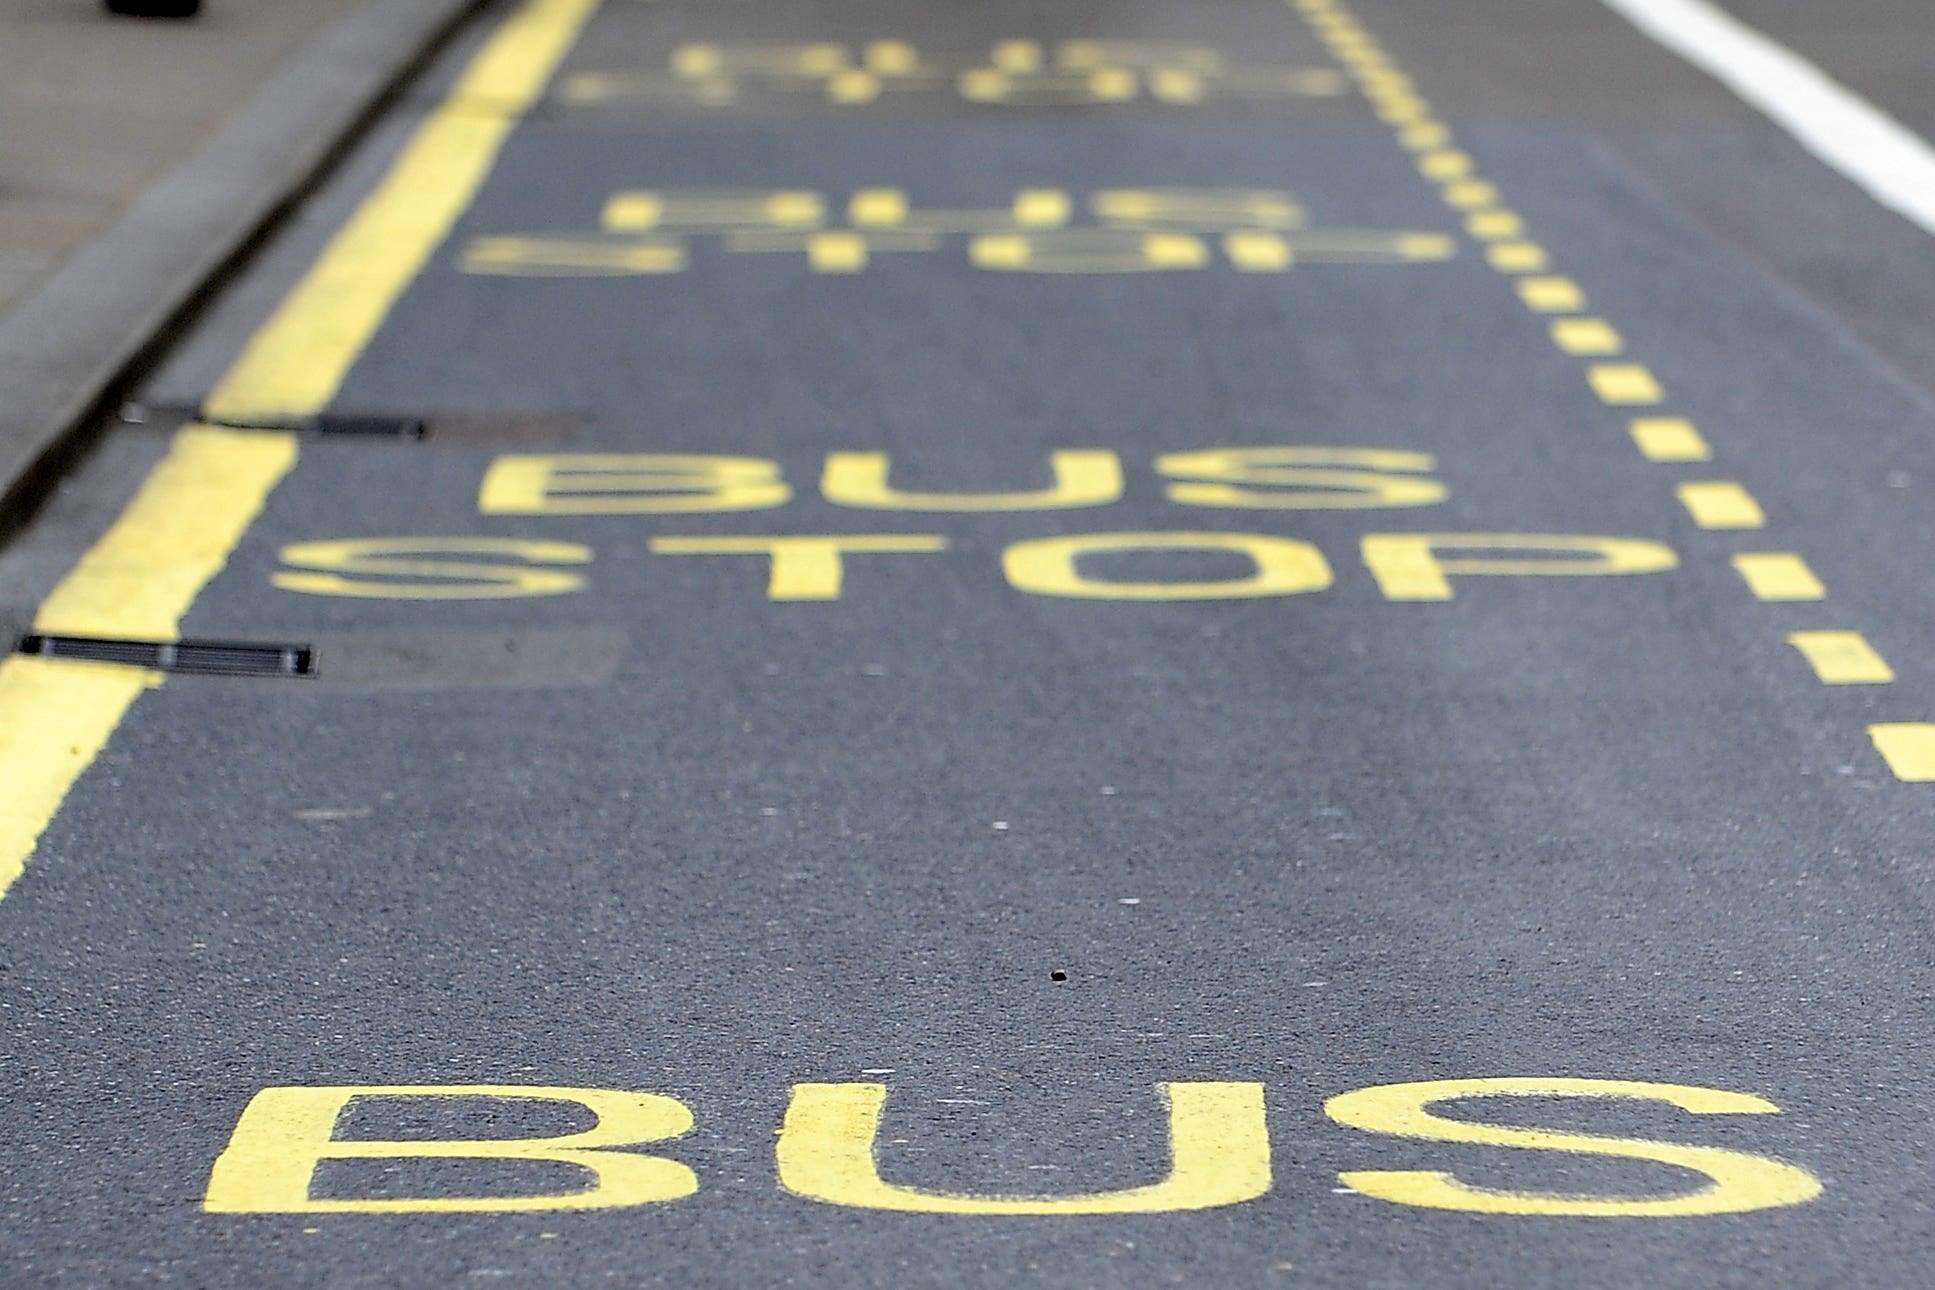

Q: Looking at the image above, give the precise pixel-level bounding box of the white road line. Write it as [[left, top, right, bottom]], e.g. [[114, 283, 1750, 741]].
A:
[[1599, 0, 1935, 237]]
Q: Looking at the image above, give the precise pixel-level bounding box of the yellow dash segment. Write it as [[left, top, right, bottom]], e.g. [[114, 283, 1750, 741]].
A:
[[207, 0, 601, 423], [1732, 553, 1824, 600], [1550, 318, 1624, 356], [849, 188, 908, 227], [1788, 632, 1894, 685], [0, 0, 601, 904], [1678, 481, 1765, 529], [1012, 189, 1072, 228], [808, 232, 868, 273], [1443, 181, 1500, 210], [1870, 725, 1935, 781], [1398, 122, 1451, 151], [1486, 241, 1548, 272], [991, 39, 1043, 73], [1225, 232, 1292, 271], [1587, 363, 1663, 405], [1416, 150, 1473, 180], [1517, 276, 1585, 312], [1465, 210, 1525, 240], [1630, 417, 1711, 462]]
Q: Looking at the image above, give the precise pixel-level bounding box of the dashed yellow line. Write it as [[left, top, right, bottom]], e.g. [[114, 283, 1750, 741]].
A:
[[1787, 631, 1894, 685], [1587, 363, 1664, 405], [1550, 318, 1624, 357], [1292, 0, 1921, 773], [1630, 417, 1711, 462], [1677, 481, 1766, 529], [1869, 725, 1935, 780], [0, 0, 603, 902], [1732, 553, 1825, 601], [1517, 276, 1586, 312]]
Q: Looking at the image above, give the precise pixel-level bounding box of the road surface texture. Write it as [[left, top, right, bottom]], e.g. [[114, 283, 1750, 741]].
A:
[[1, 0, 1932, 1284]]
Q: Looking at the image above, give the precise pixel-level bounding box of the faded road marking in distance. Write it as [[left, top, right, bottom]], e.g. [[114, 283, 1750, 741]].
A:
[[1290, 0, 1927, 774], [1598, 0, 1935, 238], [0, 0, 603, 903]]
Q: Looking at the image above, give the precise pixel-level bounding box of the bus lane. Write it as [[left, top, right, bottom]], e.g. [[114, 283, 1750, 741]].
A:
[[3, 0, 1935, 1283]]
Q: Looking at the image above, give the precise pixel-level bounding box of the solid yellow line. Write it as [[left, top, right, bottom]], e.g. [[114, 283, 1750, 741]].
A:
[[0, 0, 602, 903], [208, 0, 602, 422], [33, 428, 299, 638], [1787, 631, 1893, 684], [1870, 724, 1935, 781]]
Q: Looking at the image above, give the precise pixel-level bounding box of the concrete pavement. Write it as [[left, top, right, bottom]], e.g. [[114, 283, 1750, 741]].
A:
[[0, 0, 481, 531]]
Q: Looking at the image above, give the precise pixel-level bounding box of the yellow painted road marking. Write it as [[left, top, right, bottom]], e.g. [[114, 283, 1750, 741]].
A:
[[1732, 552, 1825, 600], [1517, 276, 1586, 312], [1550, 318, 1625, 356], [1678, 480, 1766, 528], [1465, 210, 1526, 240], [1485, 241, 1548, 271], [1870, 724, 1935, 780], [1225, 232, 1293, 270], [0, 0, 601, 902], [1787, 631, 1893, 684], [1416, 149, 1474, 180], [1587, 363, 1664, 405], [1630, 417, 1711, 461], [1444, 181, 1502, 210]]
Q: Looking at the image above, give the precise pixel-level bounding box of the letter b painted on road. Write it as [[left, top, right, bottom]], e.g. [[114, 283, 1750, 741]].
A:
[[204, 1085, 696, 1214]]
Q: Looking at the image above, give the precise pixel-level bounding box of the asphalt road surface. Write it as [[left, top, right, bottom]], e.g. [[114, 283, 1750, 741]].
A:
[[2, 0, 1934, 1284]]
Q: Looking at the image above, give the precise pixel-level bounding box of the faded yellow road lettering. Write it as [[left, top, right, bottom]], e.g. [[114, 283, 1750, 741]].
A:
[[205, 1085, 695, 1214], [275, 538, 590, 599], [777, 1082, 1268, 1214], [650, 535, 947, 599], [1004, 532, 1332, 600], [822, 451, 1123, 511], [1361, 534, 1678, 600], [1156, 446, 1444, 509], [480, 454, 791, 515], [1326, 1078, 1821, 1217]]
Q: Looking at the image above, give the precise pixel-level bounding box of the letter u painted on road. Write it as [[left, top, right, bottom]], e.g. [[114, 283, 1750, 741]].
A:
[[776, 1082, 1271, 1214]]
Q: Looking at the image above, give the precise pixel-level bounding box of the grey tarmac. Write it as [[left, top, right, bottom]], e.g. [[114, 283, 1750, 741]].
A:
[[0, 0, 1933, 1285]]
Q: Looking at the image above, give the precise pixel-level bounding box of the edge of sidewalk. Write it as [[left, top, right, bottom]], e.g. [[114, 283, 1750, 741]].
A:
[[0, 0, 488, 538]]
